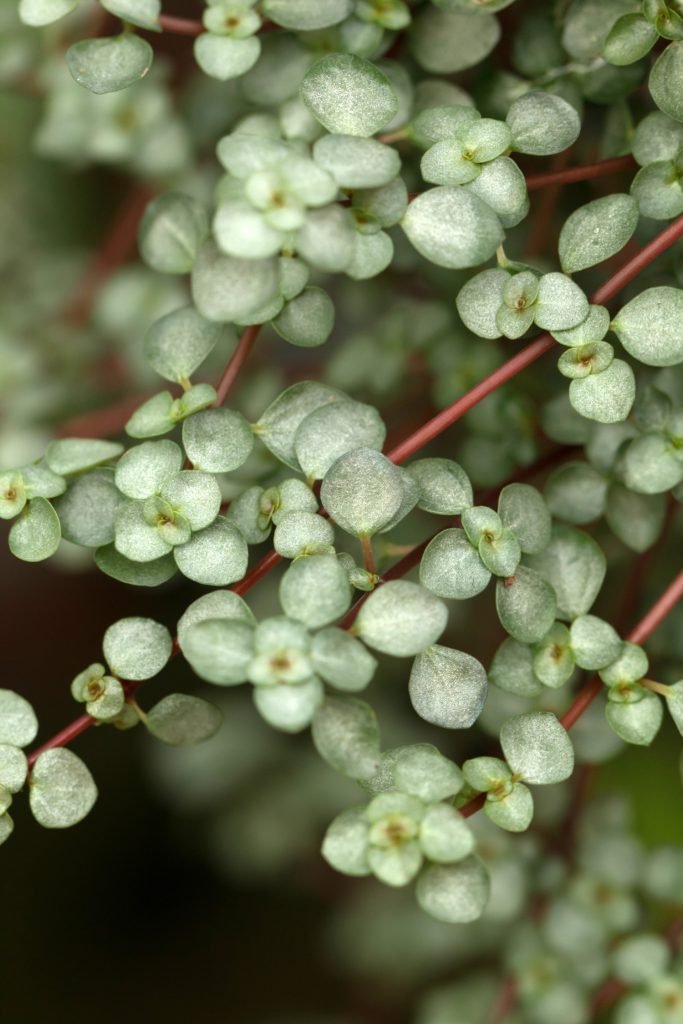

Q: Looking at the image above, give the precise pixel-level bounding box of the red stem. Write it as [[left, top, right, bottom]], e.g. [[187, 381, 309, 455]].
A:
[[158, 14, 203, 36], [386, 335, 555, 464], [525, 154, 636, 192], [627, 568, 683, 645], [232, 548, 282, 595], [27, 189, 683, 768], [458, 569, 683, 817], [591, 213, 683, 305], [387, 213, 683, 465], [214, 325, 261, 406], [25, 550, 283, 764], [27, 714, 93, 767], [560, 567, 683, 731]]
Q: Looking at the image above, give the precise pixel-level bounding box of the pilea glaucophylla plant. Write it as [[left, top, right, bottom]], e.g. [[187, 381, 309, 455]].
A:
[[4, 0, 683, 1018]]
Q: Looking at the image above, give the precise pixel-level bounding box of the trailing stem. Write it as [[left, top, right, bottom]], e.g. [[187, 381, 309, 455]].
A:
[[214, 325, 261, 406], [27, 207, 683, 769], [387, 213, 683, 464], [456, 567, 683, 818]]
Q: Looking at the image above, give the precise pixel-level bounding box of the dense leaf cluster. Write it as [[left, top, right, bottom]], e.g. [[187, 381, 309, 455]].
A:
[[2, 3, 683, 1016]]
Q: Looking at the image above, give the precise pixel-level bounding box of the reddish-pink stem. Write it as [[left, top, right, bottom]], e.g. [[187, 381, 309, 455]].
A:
[[387, 213, 683, 465], [386, 335, 555, 464], [27, 714, 93, 767], [525, 154, 636, 192], [158, 14, 203, 36], [26, 198, 683, 768], [591, 213, 683, 305], [560, 568, 683, 731], [458, 569, 683, 817], [25, 551, 283, 764], [232, 548, 282, 595], [214, 325, 261, 406], [624, 568, 683, 645]]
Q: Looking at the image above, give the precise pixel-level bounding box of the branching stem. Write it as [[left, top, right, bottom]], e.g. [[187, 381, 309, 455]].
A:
[[457, 568, 683, 817], [387, 213, 683, 464]]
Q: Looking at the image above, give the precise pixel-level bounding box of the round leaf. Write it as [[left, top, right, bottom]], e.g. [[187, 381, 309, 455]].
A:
[[570, 615, 623, 670], [273, 511, 335, 559], [569, 359, 636, 424], [103, 616, 172, 681], [649, 42, 683, 122], [526, 525, 606, 620], [45, 439, 123, 476], [321, 448, 404, 537], [272, 287, 335, 349], [253, 677, 324, 733], [66, 34, 153, 95], [322, 808, 370, 877], [114, 440, 182, 501], [355, 580, 448, 657], [101, 0, 160, 31], [406, 458, 473, 515], [53, 468, 122, 548], [411, 8, 500, 74], [144, 306, 225, 384], [177, 590, 256, 649], [312, 696, 381, 780], [500, 711, 574, 784], [534, 273, 589, 332], [9, 498, 61, 563], [416, 857, 490, 923], [29, 749, 97, 828], [182, 408, 254, 474], [181, 618, 254, 685], [263, 0, 353, 30], [301, 54, 398, 137], [409, 645, 488, 729], [311, 628, 377, 692], [420, 528, 491, 600], [611, 287, 683, 367], [312, 134, 400, 189], [255, 380, 344, 469], [545, 462, 608, 524], [0, 690, 38, 748], [456, 269, 508, 340], [506, 92, 581, 155], [497, 483, 551, 554], [146, 694, 222, 746], [191, 241, 279, 323], [114, 500, 172, 563], [391, 744, 464, 803], [294, 400, 385, 481], [485, 782, 534, 832], [559, 194, 639, 273], [94, 546, 177, 587], [606, 692, 663, 746], [401, 187, 504, 269], [194, 34, 260, 82], [19, 0, 79, 26], [279, 553, 351, 629], [0, 745, 28, 795], [604, 13, 657, 65], [495, 566, 557, 644], [160, 471, 222, 532], [419, 803, 474, 863], [173, 518, 248, 586]]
